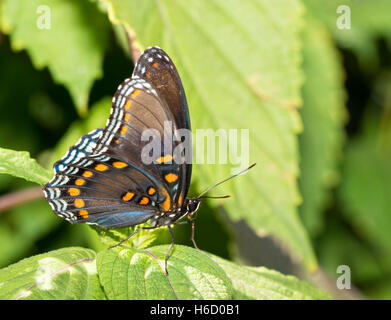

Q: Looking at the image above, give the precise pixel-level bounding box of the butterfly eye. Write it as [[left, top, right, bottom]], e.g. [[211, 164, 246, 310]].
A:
[[188, 199, 201, 213]]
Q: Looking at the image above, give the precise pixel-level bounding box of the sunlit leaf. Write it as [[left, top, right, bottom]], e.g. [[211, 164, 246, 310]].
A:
[[298, 15, 347, 235], [210, 254, 331, 299], [0, 247, 105, 300], [0, 147, 51, 185], [99, 0, 316, 270], [96, 245, 232, 299]]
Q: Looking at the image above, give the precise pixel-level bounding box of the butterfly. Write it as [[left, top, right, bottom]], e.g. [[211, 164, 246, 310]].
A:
[[43, 46, 255, 273]]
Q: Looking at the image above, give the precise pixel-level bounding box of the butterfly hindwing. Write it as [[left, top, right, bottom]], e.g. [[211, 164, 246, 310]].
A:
[[44, 153, 162, 228], [53, 128, 103, 173]]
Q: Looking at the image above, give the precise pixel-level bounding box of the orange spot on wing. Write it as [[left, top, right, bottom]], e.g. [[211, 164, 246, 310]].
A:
[[165, 173, 178, 183], [124, 100, 131, 110], [75, 178, 85, 186], [79, 209, 88, 219], [74, 199, 85, 208], [160, 188, 171, 211], [178, 194, 183, 206], [152, 62, 159, 68], [113, 161, 128, 169], [156, 155, 174, 164], [130, 89, 141, 98], [82, 171, 93, 178], [148, 187, 156, 195], [68, 188, 80, 196], [122, 192, 134, 201], [139, 197, 150, 205], [120, 125, 128, 135], [95, 164, 108, 171], [124, 113, 130, 121]]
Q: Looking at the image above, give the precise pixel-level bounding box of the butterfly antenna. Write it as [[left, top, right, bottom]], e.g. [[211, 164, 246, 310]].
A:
[[197, 163, 256, 199], [199, 195, 232, 199]]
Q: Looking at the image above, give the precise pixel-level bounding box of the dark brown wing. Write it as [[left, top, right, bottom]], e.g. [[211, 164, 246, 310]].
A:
[[133, 46, 192, 209]]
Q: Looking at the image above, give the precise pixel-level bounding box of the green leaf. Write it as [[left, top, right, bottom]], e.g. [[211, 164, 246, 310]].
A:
[[304, 0, 391, 72], [100, 0, 316, 270], [0, 247, 105, 300], [0, 0, 109, 115], [50, 96, 112, 167], [317, 221, 384, 286], [298, 15, 347, 235], [90, 223, 168, 250], [338, 115, 391, 267], [96, 245, 232, 299], [210, 254, 331, 300], [0, 147, 51, 185], [0, 198, 59, 268]]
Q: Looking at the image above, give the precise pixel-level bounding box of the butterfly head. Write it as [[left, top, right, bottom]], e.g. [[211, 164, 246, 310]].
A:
[[185, 198, 201, 217]]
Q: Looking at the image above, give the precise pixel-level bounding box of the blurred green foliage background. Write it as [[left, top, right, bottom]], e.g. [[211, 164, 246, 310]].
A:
[[0, 0, 390, 299]]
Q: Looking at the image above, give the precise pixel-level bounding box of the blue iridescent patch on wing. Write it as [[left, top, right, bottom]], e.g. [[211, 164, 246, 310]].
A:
[[85, 210, 156, 229]]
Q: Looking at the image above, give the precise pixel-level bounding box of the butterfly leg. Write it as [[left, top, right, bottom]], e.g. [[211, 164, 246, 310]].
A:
[[164, 225, 175, 275], [190, 219, 200, 251], [173, 219, 201, 251], [108, 226, 159, 249]]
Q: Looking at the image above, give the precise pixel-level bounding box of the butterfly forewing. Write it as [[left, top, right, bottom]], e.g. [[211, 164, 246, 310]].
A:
[[95, 76, 183, 211], [133, 47, 191, 130], [134, 47, 192, 210]]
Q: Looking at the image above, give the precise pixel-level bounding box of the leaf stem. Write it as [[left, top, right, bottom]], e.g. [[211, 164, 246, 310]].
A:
[[0, 186, 44, 214], [122, 25, 141, 63]]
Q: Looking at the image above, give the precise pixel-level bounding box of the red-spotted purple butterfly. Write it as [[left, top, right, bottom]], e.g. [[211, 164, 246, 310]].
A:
[[43, 46, 255, 273]]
